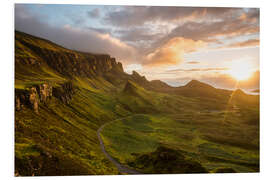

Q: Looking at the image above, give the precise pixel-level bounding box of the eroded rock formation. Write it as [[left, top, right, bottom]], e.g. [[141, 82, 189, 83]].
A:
[[15, 83, 53, 113]]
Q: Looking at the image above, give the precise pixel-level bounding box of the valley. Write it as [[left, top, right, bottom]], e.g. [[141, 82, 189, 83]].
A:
[[14, 31, 259, 176]]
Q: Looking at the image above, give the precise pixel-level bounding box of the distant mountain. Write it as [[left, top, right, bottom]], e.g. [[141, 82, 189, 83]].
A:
[[15, 30, 246, 100], [184, 79, 214, 89], [231, 89, 259, 106], [252, 89, 260, 93], [171, 80, 231, 101], [123, 80, 144, 95]]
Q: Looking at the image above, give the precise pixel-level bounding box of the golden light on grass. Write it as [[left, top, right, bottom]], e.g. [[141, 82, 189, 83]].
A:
[[228, 59, 253, 81]]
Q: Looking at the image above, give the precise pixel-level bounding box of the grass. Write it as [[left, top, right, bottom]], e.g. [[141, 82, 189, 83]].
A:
[[15, 83, 121, 175], [101, 110, 259, 173], [15, 30, 259, 175], [16, 76, 259, 174]]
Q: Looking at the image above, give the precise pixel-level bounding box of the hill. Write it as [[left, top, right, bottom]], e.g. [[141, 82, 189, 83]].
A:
[[15, 31, 259, 175]]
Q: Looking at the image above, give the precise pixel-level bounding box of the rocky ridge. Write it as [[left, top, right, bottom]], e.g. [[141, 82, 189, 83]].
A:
[[16, 31, 124, 78]]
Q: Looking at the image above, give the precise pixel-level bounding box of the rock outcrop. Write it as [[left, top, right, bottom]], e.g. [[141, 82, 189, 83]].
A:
[[37, 83, 53, 103], [29, 87, 39, 114], [15, 83, 53, 113], [15, 82, 75, 113], [53, 82, 75, 104], [129, 71, 148, 87], [129, 145, 208, 174]]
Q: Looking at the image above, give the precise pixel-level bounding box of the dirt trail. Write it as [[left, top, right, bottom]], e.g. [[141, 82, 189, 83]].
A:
[[97, 118, 141, 175]]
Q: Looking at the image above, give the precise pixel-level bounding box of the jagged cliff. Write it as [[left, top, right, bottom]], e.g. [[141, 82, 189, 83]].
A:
[[15, 30, 124, 114], [15, 31, 124, 79], [14, 31, 130, 176]]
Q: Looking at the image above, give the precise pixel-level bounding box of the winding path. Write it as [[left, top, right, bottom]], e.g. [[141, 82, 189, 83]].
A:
[[97, 118, 141, 175]]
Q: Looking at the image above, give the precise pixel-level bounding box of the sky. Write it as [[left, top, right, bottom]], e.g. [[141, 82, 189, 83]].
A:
[[15, 4, 260, 90]]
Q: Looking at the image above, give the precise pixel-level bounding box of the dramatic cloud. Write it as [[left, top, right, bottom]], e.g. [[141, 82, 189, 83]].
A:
[[226, 39, 259, 48], [186, 61, 200, 64], [197, 70, 260, 90], [239, 8, 260, 23], [15, 5, 137, 64], [158, 70, 259, 90], [87, 27, 112, 34], [167, 67, 229, 72], [104, 6, 259, 50], [115, 27, 163, 42], [144, 37, 206, 66], [161, 16, 259, 44], [14, 4, 260, 90], [104, 6, 238, 27], [87, 8, 100, 18]]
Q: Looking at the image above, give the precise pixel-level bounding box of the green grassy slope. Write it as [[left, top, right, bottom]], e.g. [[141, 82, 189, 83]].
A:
[[101, 82, 259, 174], [15, 31, 127, 175], [101, 111, 259, 173], [15, 31, 259, 175], [15, 85, 124, 175]]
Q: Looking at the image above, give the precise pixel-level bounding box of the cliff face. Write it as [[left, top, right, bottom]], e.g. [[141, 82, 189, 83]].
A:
[[33, 48, 123, 77], [15, 31, 123, 78], [15, 30, 124, 113]]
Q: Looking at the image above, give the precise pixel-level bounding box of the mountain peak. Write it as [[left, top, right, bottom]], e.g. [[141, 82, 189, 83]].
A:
[[131, 71, 148, 83], [150, 80, 171, 89], [123, 80, 138, 94], [132, 70, 140, 76], [185, 80, 214, 89], [234, 89, 246, 96]]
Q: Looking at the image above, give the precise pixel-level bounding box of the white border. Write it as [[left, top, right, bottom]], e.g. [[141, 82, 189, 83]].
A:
[[10, 0, 261, 8], [1, 0, 269, 180]]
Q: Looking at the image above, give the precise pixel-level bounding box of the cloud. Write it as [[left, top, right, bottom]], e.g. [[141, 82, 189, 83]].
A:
[[167, 67, 229, 72], [103, 7, 259, 48], [125, 64, 143, 74], [186, 61, 200, 64], [15, 5, 137, 64], [158, 70, 259, 90], [239, 8, 260, 23], [163, 17, 259, 43], [103, 6, 238, 27], [115, 27, 163, 42], [14, 4, 260, 81], [197, 70, 260, 90], [144, 8, 259, 52], [144, 37, 206, 66], [87, 8, 100, 18], [64, 12, 86, 26], [226, 39, 259, 48], [87, 27, 112, 34]]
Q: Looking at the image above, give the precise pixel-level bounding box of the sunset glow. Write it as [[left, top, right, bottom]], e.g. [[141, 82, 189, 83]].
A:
[[14, 4, 260, 176], [15, 5, 260, 90], [228, 60, 254, 81]]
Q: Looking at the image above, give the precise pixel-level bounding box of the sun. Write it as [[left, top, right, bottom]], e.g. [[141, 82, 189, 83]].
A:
[[227, 60, 253, 81]]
